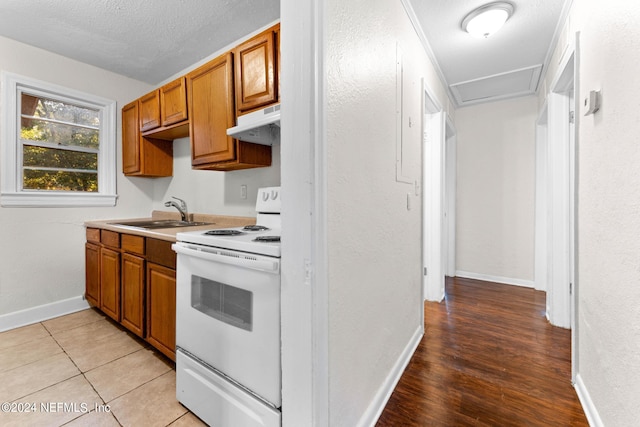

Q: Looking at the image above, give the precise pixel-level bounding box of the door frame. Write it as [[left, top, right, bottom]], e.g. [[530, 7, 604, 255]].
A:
[[535, 101, 549, 293], [535, 34, 580, 384], [444, 117, 457, 277], [546, 42, 575, 330], [422, 81, 449, 302]]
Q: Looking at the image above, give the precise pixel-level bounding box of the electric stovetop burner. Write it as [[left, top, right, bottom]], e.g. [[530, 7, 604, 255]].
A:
[[243, 225, 270, 231], [253, 236, 281, 242], [204, 229, 245, 236]]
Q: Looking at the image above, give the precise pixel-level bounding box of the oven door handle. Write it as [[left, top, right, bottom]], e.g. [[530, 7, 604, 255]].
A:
[[172, 243, 280, 273]]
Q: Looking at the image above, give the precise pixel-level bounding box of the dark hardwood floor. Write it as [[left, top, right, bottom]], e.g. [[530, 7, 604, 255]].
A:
[[376, 277, 588, 426]]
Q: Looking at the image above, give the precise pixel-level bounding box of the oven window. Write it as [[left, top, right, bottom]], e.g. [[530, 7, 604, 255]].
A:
[[191, 276, 253, 331]]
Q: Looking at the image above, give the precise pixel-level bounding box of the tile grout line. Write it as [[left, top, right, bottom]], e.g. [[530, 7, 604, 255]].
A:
[[1, 327, 72, 403], [42, 319, 126, 427], [44, 314, 181, 426], [11, 310, 187, 427]]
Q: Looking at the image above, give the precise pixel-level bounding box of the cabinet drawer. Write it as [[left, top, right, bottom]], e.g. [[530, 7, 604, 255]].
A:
[[122, 234, 145, 256], [86, 228, 101, 244], [101, 230, 120, 249], [146, 238, 176, 269]]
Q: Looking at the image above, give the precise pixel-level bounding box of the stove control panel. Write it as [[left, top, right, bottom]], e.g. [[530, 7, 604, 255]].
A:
[[256, 186, 281, 214]]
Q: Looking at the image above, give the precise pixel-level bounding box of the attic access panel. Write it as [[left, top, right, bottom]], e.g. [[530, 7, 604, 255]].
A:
[[450, 64, 543, 106]]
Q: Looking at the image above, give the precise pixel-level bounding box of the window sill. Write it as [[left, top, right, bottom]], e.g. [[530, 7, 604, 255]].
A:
[[0, 192, 118, 207]]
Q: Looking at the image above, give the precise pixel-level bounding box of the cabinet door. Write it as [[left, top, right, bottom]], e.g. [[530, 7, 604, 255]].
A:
[[100, 247, 121, 322], [234, 27, 277, 113], [147, 262, 176, 361], [122, 99, 173, 177], [122, 100, 141, 175], [85, 242, 100, 307], [275, 25, 280, 103], [187, 52, 237, 166], [161, 77, 188, 127], [121, 253, 145, 337], [139, 89, 161, 131]]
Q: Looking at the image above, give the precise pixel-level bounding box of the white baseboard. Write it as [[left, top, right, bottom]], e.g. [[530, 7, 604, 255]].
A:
[[574, 373, 603, 427], [0, 296, 90, 332], [357, 325, 424, 427], [455, 270, 535, 288]]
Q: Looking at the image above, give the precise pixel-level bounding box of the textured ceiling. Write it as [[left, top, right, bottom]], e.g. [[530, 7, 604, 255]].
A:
[[0, 0, 569, 105], [0, 0, 280, 85], [406, 0, 572, 107]]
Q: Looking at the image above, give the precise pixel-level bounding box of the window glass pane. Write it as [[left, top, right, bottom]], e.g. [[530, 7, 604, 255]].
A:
[[21, 93, 99, 128], [21, 93, 100, 150], [21, 117, 100, 149], [23, 169, 98, 192], [23, 146, 98, 170]]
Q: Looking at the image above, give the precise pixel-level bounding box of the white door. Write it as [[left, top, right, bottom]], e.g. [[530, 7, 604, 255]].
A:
[[423, 109, 445, 302]]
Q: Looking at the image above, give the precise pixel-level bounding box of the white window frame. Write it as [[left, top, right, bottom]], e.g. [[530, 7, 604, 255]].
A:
[[1, 71, 117, 207]]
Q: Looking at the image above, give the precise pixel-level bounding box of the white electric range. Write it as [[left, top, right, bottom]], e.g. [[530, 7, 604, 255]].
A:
[[173, 186, 281, 427]]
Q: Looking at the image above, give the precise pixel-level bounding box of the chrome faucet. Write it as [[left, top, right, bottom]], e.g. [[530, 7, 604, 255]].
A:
[[164, 196, 189, 221]]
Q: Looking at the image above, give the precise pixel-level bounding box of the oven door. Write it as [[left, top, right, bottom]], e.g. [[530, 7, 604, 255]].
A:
[[173, 242, 281, 407]]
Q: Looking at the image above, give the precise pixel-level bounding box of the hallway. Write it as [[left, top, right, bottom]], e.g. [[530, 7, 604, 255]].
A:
[[377, 277, 588, 426]]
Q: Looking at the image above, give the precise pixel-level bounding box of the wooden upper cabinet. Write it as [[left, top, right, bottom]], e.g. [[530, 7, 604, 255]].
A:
[[187, 52, 271, 170], [139, 89, 161, 132], [122, 100, 173, 177], [121, 24, 278, 175], [234, 24, 279, 115], [187, 52, 237, 166], [122, 100, 142, 175], [275, 25, 280, 103], [139, 78, 188, 133], [160, 77, 188, 127]]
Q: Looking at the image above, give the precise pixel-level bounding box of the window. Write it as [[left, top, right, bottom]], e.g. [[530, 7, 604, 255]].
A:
[[1, 72, 117, 207]]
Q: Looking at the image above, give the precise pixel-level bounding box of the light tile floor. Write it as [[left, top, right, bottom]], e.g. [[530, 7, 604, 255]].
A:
[[0, 308, 207, 427]]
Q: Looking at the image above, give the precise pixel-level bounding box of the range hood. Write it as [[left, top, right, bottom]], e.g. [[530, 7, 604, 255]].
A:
[[227, 104, 280, 145]]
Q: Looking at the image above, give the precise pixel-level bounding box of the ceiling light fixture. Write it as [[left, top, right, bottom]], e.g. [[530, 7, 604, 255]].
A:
[[462, 2, 514, 39]]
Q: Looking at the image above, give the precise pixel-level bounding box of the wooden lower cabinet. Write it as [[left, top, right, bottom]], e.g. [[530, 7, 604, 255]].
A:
[[85, 229, 176, 360], [85, 242, 101, 307], [121, 253, 145, 338], [146, 262, 176, 361], [100, 247, 121, 322]]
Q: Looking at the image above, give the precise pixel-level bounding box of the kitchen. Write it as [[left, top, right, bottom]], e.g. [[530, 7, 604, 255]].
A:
[[1, 0, 639, 426]]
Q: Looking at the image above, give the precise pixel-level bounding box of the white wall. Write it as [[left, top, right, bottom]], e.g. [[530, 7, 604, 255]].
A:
[[455, 96, 537, 286], [325, 0, 451, 425], [0, 36, 154, 318], [0, 30, 280, 322], [541, 2, 640, 425], [151, 136, 281, 217]]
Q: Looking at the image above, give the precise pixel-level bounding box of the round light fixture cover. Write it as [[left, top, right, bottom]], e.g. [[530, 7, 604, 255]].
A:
[[462, 2, 514, 38]]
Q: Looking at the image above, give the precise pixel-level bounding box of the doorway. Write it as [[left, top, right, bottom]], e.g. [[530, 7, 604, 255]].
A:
[[535, 37, 578, 385], [422, 83, 455, 302], [542, 47, 575, 330]]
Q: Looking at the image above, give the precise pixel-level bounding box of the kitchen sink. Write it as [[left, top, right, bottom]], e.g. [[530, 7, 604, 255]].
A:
[[112, 219, 213, 229]]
